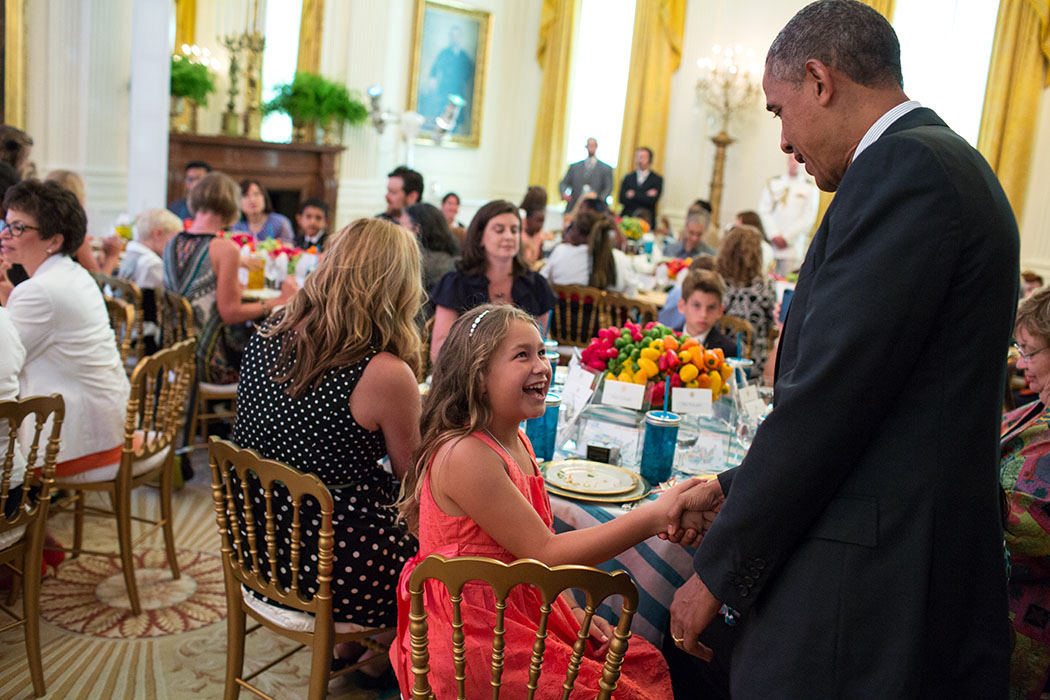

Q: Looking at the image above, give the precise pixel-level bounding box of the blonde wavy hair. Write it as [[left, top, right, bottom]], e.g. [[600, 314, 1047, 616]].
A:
[[262, 217, 424, 398], [397, 304, 538, 534], [717, 225, 764, 287]]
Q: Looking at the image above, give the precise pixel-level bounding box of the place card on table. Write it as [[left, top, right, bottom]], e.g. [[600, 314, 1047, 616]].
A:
[[561, 364, 597, 414], [671, 387, 713, 416], [601, 379, 645, 411], [738, 385, 759, 403]]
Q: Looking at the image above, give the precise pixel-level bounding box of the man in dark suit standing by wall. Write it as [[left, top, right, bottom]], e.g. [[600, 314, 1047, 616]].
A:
[[618, 146, 663, 218], [559, 138, 613, 213], [666, 2, 1017, 698]]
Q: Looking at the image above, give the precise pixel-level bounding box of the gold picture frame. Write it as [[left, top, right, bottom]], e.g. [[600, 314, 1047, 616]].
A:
[[407, 0, 491, 148]]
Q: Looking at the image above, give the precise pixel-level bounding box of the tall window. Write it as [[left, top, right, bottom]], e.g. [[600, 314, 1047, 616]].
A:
[[893, 0, 998, 146], [564, 0, 636, 194], [259, 1, 303, 143]]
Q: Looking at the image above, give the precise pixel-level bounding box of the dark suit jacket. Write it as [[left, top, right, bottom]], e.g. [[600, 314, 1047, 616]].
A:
[[699, 325, 736, 359], [693, 108, 1016, 698], [559, 159, 614, 212], [618, 171, 663, 217], [293, 231, 328, 252]]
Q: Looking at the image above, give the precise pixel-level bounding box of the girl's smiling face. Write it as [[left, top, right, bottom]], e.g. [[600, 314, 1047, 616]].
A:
[[482, 319, 551, 425]]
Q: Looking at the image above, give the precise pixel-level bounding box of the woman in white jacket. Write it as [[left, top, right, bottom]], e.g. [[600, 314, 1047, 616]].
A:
[[0, 179, 129, 480]]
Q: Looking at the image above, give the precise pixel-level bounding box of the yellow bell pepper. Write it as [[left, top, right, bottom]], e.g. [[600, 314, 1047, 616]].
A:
[[719, 363, 732, 380], [637, 357, 659, 379], [708, 371, 722, 399], [633, 372, 649, 386], [679, 364, 699, 383], [640, 347, 661, 362]]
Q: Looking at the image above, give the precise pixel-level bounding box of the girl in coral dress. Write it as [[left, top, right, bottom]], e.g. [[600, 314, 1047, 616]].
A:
[[393, 303, 701, 699]]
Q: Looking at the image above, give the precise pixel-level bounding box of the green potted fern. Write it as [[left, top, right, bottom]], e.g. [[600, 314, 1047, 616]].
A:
[[263, 72, 326, 142], [169, 55, 216, 133], [318, 81, 369, 144]]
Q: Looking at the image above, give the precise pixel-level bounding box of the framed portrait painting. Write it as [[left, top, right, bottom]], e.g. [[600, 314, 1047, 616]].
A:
[[407, 0, 491, 148]]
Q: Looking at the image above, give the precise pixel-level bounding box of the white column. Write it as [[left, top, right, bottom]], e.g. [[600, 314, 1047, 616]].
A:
[[127, 0, 172, 217]]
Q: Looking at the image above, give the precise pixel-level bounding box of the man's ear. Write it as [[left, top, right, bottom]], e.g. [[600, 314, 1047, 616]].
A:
[[805, 59, 834, 106]]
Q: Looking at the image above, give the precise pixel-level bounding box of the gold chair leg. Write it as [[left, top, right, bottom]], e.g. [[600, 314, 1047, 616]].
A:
[[224, 601, 246, 700], [23, 523, 46, 697], [71, 491, 85, 560], [160, 456, 181, 580], [187, 393, 202, 452], [307, 636, 334, 700], [113, 484, 141, 616]]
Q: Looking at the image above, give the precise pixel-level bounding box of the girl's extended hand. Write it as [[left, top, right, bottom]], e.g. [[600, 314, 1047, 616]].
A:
[[653, 477, 725, 546], [570, 604, 613, 657]]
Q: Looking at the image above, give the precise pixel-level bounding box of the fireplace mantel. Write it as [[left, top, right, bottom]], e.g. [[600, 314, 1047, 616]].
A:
[[167, 133, 344, 225]]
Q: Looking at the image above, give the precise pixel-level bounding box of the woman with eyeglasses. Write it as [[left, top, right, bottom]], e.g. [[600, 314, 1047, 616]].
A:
[[0, 179, 130, 481], [1000, 285, 1050, 698]]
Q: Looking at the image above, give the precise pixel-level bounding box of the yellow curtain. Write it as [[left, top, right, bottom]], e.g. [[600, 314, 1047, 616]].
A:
[[976, 0, 1050, 219], [528, 0, 580, 199], [615, 0, 686, 208], [810, 0, 897, 237], [4, 0, 26, 127], [174, 0, 196, 50], [297, 0, 325, 74]]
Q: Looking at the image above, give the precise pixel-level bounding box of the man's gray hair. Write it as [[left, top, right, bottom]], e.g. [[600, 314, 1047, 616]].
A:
[[766, 0, 903, 89], [134, 208, 182, 242]]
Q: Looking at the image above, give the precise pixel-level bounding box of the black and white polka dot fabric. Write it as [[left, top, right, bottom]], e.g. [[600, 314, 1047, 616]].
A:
[[230, 328, 417, 626]]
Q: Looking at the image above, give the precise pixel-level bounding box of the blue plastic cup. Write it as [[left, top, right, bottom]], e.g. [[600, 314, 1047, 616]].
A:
[[544, 350, 560, 376], [640, 410, 681, 484], [525, 393, 562, 462]]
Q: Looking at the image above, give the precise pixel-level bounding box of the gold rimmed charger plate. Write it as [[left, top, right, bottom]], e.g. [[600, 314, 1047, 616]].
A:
[[543, 476, 652, 504], [542, 459, 640, 496]]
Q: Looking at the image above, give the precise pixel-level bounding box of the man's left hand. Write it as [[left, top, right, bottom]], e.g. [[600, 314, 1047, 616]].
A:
[[625, 189, 635, 199], [646, 188, 658, 197], [669, 574, 722, 661]]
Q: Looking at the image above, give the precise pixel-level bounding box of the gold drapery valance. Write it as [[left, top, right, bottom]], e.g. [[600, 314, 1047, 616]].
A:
[[977, 0, 1050, 219], [615, 0, 686, 209], [174, 0, 196, 50], [297, 0, 325, 74], [528, 0, 580, 200], [4, 0, 26, 127]]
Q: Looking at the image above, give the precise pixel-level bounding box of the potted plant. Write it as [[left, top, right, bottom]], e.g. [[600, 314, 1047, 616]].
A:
[[170, 55, 216, 133], [263, 72, 326, 142], [318, 81, 369, 144]]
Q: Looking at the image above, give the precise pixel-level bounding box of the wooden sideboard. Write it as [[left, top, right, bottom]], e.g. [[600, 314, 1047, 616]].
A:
[[167, 133, 344, 226]]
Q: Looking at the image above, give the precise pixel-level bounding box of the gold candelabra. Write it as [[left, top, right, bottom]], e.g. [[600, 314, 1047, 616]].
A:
[[695, 45, 762, 229], [241, 30, 265, 139], [220, 34, 245, 136]]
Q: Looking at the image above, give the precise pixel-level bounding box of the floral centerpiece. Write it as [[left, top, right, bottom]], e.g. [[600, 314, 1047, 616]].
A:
[[664, 257, 692, 280], [229, 233, 319, 274], [618, 216, 650, 241], [580, 321, 732, 406]]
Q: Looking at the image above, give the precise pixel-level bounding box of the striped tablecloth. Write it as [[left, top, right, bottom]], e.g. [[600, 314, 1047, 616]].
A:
[[548, 415, 751, 647]]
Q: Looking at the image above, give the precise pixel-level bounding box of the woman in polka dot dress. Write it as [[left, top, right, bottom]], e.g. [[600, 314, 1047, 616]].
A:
[[231, 217, 424, 633]]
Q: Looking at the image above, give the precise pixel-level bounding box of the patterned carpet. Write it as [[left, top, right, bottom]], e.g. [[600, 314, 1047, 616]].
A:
[[0, 452, 395, 700]]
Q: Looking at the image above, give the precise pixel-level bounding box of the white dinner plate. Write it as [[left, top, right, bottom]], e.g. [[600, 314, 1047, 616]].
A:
[[542, 459, 639, 495]]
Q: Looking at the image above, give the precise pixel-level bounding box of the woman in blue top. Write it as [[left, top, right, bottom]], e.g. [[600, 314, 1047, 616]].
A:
[[230, 179, 294, 244], [429, 200, 555, 363]]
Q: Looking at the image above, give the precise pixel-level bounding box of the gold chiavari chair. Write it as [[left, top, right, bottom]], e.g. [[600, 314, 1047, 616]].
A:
[[158, 288, 196, 349], [406, 553, 640, 700], [92, 272, 145, 367], [0, 394, 63, 698], [50, 339, 195, 615], [104, 295, 136, 367], [549, 284, 605, 347], [715, 314, 755, 359], [208, 438, 393, 700], [599, 291, 659, 330]]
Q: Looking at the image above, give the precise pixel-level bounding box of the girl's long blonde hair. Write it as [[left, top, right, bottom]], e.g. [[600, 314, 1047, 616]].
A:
[[262, 217, 424, 397], [396, 304, 538, 534]]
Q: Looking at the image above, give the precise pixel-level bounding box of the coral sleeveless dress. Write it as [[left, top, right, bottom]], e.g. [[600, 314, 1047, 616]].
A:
[[392, 430, 671, 699]]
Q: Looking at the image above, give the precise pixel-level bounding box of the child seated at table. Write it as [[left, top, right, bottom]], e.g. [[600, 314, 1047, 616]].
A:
[[392, 304, 707, 699], [678, 270, 736, 357]]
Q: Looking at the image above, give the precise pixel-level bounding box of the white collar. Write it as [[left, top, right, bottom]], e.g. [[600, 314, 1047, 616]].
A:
[[126, 240, 161, 260], [852, 100, 922, 162], [33, 253, 67, 275], [636, 169, 650, 181]]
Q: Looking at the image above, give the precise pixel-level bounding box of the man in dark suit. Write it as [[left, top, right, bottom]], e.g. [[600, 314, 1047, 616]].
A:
[[559, 138, 614, 213], [618, 146, 663, 218], [666, 2, 1017, 698]]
